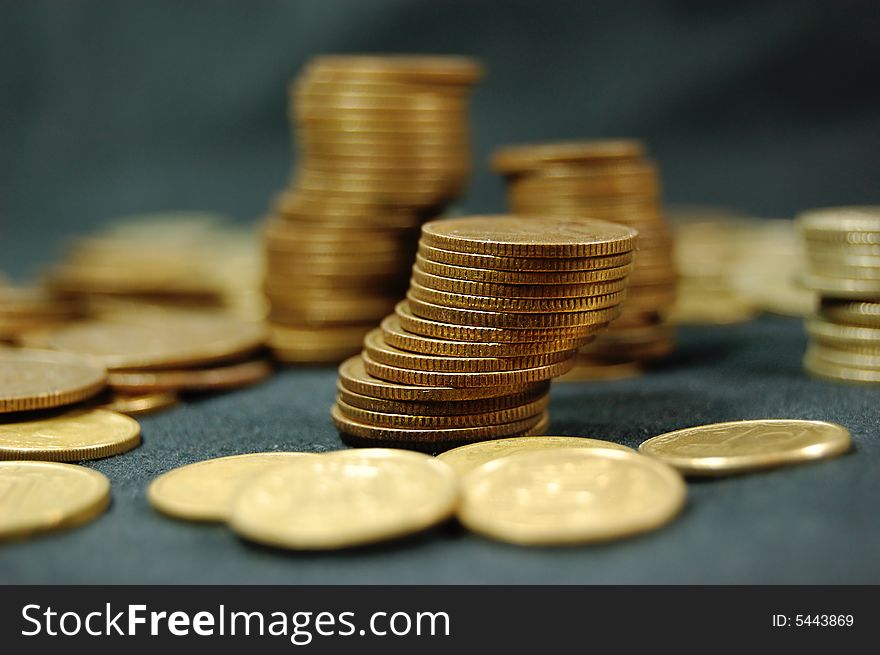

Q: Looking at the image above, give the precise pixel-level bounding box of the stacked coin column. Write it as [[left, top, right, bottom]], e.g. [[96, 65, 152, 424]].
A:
[[263, 56, 483, 363], [491, 140, 678, 380], [332, 215, 637, 451], [798, 206, 880, 384]]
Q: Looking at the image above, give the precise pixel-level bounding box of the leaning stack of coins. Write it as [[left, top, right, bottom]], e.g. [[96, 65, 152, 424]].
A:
[[798, 206, 880, 384], [22, 309, 270, 412], [264, 55, 483, 363], [331, 215, 637, 450], [491, 140, 677, 380]]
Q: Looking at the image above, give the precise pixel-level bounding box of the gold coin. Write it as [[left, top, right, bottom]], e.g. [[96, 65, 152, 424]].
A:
[[331, 404, 546, 445], [804, 351, 880, 383], [406, 294, 622, 328], [107, 358, 272, 393], [97, 391, 179, 416], [409, 280, 627, 313], [0, 461, 110, 541], [229, 448, 459, 549], [819, 300, 880, 327], [412, 266, 628, 299], [266, 294, 396, 324], [395, 300, 608, 343], [0, 408, 141, 462], [0, 348, 107, 413], [337, 383, 547, 416], [797, 206, 880, 241], [149, 452, 312, 522], [306, 55, 485, 84], [491, 140, 646, 174], [362, 351, 575, 387], [458, 448, 685, 545], [806, 344, 880, 369], [43, 315, 266, 370], [420, 215, 638, 258], [338, 355, 547, 402], [806, 319, 880, 348], [418, 243, 634, 271], [335, 394, 548, 429], [381, 314, 587, 357], [438, 435, 634, 477], [268, 323, 370, 348], [800, 273, 880, 298], [363, 328, 574, 373], [639, 419, 851, 476], [414, 254, 634, 284]]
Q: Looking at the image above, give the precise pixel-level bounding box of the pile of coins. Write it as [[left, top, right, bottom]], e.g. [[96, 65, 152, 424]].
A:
[[0, 286, 84, 343], [492, 140, 677, 379], [43, 213, 264, 319], [331, 215, 637, 450], [264, 55, 483, 363], [798, 206, 880, 384], [22, 308, 269, 413]]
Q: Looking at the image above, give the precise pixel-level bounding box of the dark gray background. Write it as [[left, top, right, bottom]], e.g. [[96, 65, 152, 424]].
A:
[[1, 0, 879, 583]]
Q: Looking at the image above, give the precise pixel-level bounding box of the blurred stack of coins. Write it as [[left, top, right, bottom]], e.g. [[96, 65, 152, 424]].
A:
[[332, 215, 637, 450], [264, 55, 483, 364], [798, 206, 880, 384], [0, 285, 84, 344], [23, 308, 270, 414], [491, 140, 677, 380], [43, 213, 264, 320]]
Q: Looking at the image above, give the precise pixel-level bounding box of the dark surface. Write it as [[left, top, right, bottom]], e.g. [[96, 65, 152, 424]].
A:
[[1, 1, 879, 583], [1, 315, 879, 584]]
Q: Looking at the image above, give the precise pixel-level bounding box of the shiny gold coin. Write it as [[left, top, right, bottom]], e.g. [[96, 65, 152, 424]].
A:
[[381, 314, 587, 357], [0, 348, 107, 413], [42, 315, 266, 370], [418, 243, 634, 271], [808, 262, 880, 280], [819, 300, 880, 328], [409, 280, 626, 313], [107, 358, 272, 393], [362, 351, 575, 387], [639, 419, 851, 476], [97, 391, 179, 416], [797, 206, 880, 241], [0, 287, 82, 318], [801, 269, 880, 295], [337, 383, 548, 416], [306, 55, 485, 84], [806, 319, 880, 349], [0, 408, 141, 461], [363, 328, 574, 374], [412, 266, 628, 299], [149, 452, 312, 522], [331, 404, 546, 444], [806, 344, 880, 370], [438, 435, 634, 477], [0, 461, 110, 541], [804, 352, 880, 383], [458, 448, 685, 546], [414, 254, 634, 284], [336, 395, 548, 429], [420, 215, 638, 258], [268, 323, 370, 349], [396, 300, 608, 343], [229, 448, 459, 549], [491, 140, 646, 174], [266, 295, 397, 324], [338, 355, 547, 402], [406, 294, 622, 329]]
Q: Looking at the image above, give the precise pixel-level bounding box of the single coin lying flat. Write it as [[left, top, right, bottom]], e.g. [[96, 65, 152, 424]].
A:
[[638, 419, 851, 476], [148, 452, 312, 522], [437, 435, 633, 477], [0, 348, 107, 413], [0, 461, 110, 540], [0, 408, 141, 462], [458, 447, 685, 546], [229, 448, 458, 549]]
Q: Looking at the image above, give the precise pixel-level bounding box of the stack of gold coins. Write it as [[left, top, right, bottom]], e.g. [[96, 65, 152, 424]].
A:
[[491, 140, 677, 380], [798, 206, 880, 384], [332, 215, 637, 450], [264, 55, 483, 363]]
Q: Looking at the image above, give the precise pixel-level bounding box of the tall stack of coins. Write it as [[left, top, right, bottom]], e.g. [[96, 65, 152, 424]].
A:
[[264, 56, 483, 363], [491, 140, 677, 379], [332, 215, 637, 450], [798, 206, 880, 384]]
